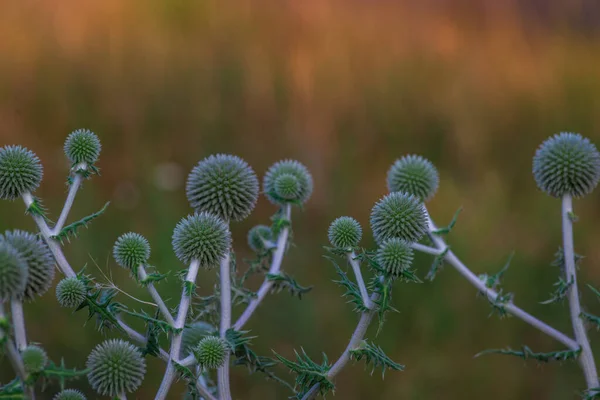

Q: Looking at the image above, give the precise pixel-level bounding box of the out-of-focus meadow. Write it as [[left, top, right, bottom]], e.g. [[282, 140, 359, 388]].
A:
[[2, 0, 600, 398]]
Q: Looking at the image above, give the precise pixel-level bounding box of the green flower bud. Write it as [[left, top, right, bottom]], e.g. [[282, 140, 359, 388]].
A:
[[370, 192, 427, 244], [193, 336, 228, 370], [533, 132, 600, 198], [0, 242, 28, 300], [0, 145, 43, 201], [186, 154, 259, 222], [180, 321, 215, 358], [56, 277, 87, 308], [377, 238, 414, 278], [247, 225, 273, 253], [263, 160, 313, 205], [328, 217, 362, 249], [172, 212, 231, 267], [21, 344, 48, 373], [113, 233, 151, 271], [53, 389, 87, 400], [387, 155, 439, 201], [64, 129, 101, 165], [86, 339, 146, 397]]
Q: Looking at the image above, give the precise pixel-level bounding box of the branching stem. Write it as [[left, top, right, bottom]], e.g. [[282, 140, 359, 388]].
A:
[[53, 163, 86, 234], [138, 264, 175, 326], [347, 251, 371, 309]]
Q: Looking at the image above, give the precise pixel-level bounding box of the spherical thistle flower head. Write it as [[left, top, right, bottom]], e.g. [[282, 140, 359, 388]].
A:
[[328, 216, 362, 250], [533, 132, 600, 198], [0, 145, 43, 201], [86, 339, 146, 397], [370, 192, 427, 244], [0, 242, 28, 301], [64, 129, 101, 166], [2, 230, 55, 301], [53, 389, 87, 400], [113, 233, 151, 271], [21, 344, 48, 373], [186, 154, 259, 222], [172, 212, 231, 268], [377, 238, 414, 278], [247, 225, 273, 253], [263, 160, 313, 205], [56, 277, 87, 308], [387, 155, 439, 201], [193, 336, 228, 370], [181, 321, 216, 358]]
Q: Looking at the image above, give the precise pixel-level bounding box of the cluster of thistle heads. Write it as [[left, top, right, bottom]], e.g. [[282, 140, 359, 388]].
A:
[[1, 128, 599, 398]]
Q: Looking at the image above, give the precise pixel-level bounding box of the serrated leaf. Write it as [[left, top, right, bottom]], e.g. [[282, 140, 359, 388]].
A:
[[275, 349, 333, 397], [541, 277, 573, 305], [266, 272, 313, 299], [349, 340, 405, 378], [51, 202, 109, 243], [426, 246, 450, 281], [432, 207, 462, 235], [0, 379, 24, 399], [326, 256, 369, 313], [25, 196, 52, 223], [475, 345, 581, 363]]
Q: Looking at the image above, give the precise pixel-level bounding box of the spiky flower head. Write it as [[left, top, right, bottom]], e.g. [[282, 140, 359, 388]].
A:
[[0, 146, 43, 201], [113, 233, 151, 271], [186, 154, 259, 222], [21, 344, 48, 373], [2, 230, 55, 301], [181, 321, 215, 358], [86, 339, 146, 396], [56, 277, 86, 308], [328, 217, 362, 250], [263, 160, 313, 205], [533, 132, 600, 198], [377, 238, 414, 278], [0, 242, 28, 300], [64, 129, 101, 165], [172, 212, 231, 267], [370, 192, 427, 244], [247, 225, 273, 253], [53, 389, 87, 400], [387, 155, 439, 201], [193, 336, 228, 369]]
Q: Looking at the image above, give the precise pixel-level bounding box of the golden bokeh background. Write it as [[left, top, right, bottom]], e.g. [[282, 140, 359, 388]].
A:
[[2, 1, 600, 398]]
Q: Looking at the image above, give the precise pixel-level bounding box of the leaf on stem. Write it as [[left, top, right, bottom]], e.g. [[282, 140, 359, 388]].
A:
[[540, 277, 573, 305], [327, 256, 369, 313], [275, 348, 333, 398], [266, 273, 313, 299], [426, 246, 450, 281], [349, 340, 405, 378], [432, 207, 462, 235], [51, 202, 110, 243], [25, 196, 52, 223], [475, 346, 581, 363]]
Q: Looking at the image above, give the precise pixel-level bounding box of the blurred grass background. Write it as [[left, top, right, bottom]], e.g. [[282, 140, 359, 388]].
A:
[[2, 0, 600, 398]]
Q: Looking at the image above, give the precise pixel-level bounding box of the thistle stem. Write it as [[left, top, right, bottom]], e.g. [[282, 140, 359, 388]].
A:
[[0, 303, 27, 381], [561, 195, 599, 388], [234, 204, 292, 330], [347, 251, 371, 309], [138, 264, 175, 326], [218, 253, 232, 400], [10, 300, 27, 350], [117, 392, 127, 400], [155, 259, 201, 400], [421, 209, 579, 350], [410, 242, 444, 256], [116, 317, 170, 362], [53, 163, 86, 235]]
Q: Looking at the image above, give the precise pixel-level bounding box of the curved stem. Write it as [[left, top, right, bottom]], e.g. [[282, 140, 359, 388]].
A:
[[421, 209, 578, 350], [116, 318, 169, 361], [234, 205, 292, 330], [138, 265, 175, 326], [562, 195, 599, 388], [10, 300, 27, 350], [0, 304, 27, 380], [218, 253, 232, 400], [155, 259, 200, 400], [347, 252, 371, 309], [53, 164, 86, 235]]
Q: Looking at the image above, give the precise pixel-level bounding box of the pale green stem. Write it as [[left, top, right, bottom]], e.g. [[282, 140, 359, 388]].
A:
[[53, 163, 86, 234], [138, 264, 175, 326], [347, 251, 371, 309], [10, 300, 27, 350], [218, 252, 232, 400]]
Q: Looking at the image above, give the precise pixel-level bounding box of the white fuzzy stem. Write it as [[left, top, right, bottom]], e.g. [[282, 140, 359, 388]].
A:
[[562, 195, 599, 388], [138, 265, 175, 326], [347, 252, 371, 309], [10, 300, 27, 350], [218, 253, 232, 400], [0, 304, 27, 381], [234, 205, 292, 330], [118, 392, 127, 400], [424, 209, 579, 350], [53, 163, 86, 235], [116, 317, 170, 361], [411, 242, 444, 256], [155, 259, 200, 400]]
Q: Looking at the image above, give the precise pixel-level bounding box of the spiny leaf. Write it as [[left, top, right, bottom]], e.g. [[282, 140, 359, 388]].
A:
[[275, 349, 333, 397], [584, 387, 600, 399], [349, 340, 405, 378], [588, 284, 600, 301], [141, 311, 162, 357], [270, 209, 291, 237], [426, 246, 450, 281], [25, 196, 52, 223], [120, 308, 179, 334], [51, 202, 110, 243], [371, 276, 398, 335], [432, 207, 462, 235], [327, 255, 369, 313], [552, 247, 583, 276], [75, 275, 126, 334], [581, 312, 600, 330], [266, 272, 313, 299], [0, 379, 24, 399], [358, 249, 421, 284], [479, 252, 514, 291], [475, 345, 581, 363], [541, 277, 573, 305], [486, 290, 514, 318], [140, 270, 169, 287]]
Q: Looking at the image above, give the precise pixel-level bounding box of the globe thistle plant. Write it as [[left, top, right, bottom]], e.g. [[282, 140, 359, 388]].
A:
[[86, 339, 146, 397], [370, 191, 427, 244], [53, 389, 87, 400], [263, 160, 313, 205], [247, 225, 274, 253], [55, 277, 87, 308], [21, 344, 48, 373], [113, 232, 151, 271], [376, 238, 414, 278], [64, 129, 101, 166], [387, 155, 439, 201], [328, 216, 362, 250], [172, 212, 231, 267], [186, 154, 259, 222], [181, 321, 215, 357], [0, 242, 28, 300], [193, 336, 228, 370], [2, 230, 55, 301], [533, 132, 600, 198], [0, 145, 43, 201]]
